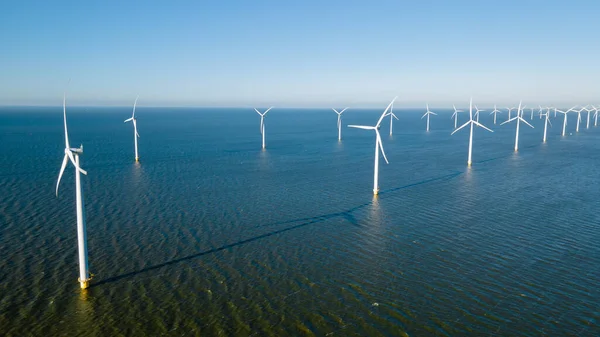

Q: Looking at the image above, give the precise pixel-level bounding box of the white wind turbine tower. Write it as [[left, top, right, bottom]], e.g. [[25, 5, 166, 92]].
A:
[[474, 105, 485, 122], [451, 105, 463, 129], [388, 102, 399, 135], [541, 110, 552, 143], [332, 107, 348, 141], [500, 101, 534, 152], [529, 107, 535, 120], [254, 107, 273, 149], [422, 104, 436, 131], [593, 106, 599, 126], [56, 94, 92, 290], [555, 107, 574, 136], [490, 105, 501, 124], [348, 97, 396, 195], [451, 98, 493, 166], [506, 107, 516, 121], [124, 96, 140, 161]]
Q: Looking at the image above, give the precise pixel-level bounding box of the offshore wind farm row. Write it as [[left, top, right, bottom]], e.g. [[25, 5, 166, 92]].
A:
[[57, 94, 598, 290]]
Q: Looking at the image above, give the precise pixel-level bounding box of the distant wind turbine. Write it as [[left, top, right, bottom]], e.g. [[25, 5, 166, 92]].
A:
[[254, 107, 273, 149], [56, 93, 92, 290], [542, 110, 552, 143], [474, 105, 485, 122], [529, 107, 535, 120], [574, 107, 583, 132], [583, 106, 592, 129], [555, 107, 573, 136], [388, 103, 399, 135], [593, 106, 599, 126], [124, 96, 140, 161], [422, 104, 436, 131], [332, 107, 348, 141], [348, 97, 396, 195], [451, 105, 463, 129], [506, 107, 516, 121], [500, 101, 534, 152], [490, 105, 501, 124], [451, 98, 493, 166]]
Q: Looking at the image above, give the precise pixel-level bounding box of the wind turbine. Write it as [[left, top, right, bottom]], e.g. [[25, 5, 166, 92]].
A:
[[555, 107, 574, 136], [583, 106, 592, 129], [348, 97, 396, 195], [574, 107, 583, 132], [506, 107, 516, 121], [451, 105, 463, 129], [500, 101, 534, 152], [593, 106, 599, 126], [388, 103, 399, 135], [254, 107, 273, 149], [541, 110, 552, 143], [124, 96, 140, 161], [490, 105, 501, 124], [474, 105, 485, 122], [422, 104, 436, 131], [332, 107, 348, 141], [529, 108, 533, 120], [451, 98, 493, 166], [56, 94, 92, 290]]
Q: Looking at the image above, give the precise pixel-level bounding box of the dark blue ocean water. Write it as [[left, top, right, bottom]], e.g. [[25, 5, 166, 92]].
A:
[[0, 106, 599, 336]]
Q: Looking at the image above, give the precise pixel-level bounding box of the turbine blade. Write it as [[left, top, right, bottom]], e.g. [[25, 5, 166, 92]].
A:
[[376, 131, 389, 164], [340, 107, 348, 114], [500, 117, 517, 125], [347, 125, 376, 130], [67, 150, 87, 175], [391, 113, 399, 120], [132, 95, 139, 118], [124, 117, 133, 123], [264, 106, 273, 115], [473, 121, 494, 132], [451, 121, 471, 135], [134, 120, 140, 137], [520, 118, 535, 128], [254, 108, 262, 116], [56, 154, 69, 196], [376, 97, 398, 127], [332, 108, 339, 114], [63, 93, 70, 149], [260, 117, 264, 134]]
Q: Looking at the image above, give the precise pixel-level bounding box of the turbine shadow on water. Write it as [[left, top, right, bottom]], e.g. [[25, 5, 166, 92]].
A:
[[91, 171, 466, 288]]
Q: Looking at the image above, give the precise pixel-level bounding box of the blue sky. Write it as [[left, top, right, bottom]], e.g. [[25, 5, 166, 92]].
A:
[[1, 0, 598, 107]]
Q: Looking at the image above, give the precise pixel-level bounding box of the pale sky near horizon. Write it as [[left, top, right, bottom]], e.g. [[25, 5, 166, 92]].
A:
[[1, 0, 598, 107]]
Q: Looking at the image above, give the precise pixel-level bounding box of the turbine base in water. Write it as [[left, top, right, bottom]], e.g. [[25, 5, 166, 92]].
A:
[[79, 278, 90, 289], [373, 189, 379, 195], [135, 157, 139, 162]]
